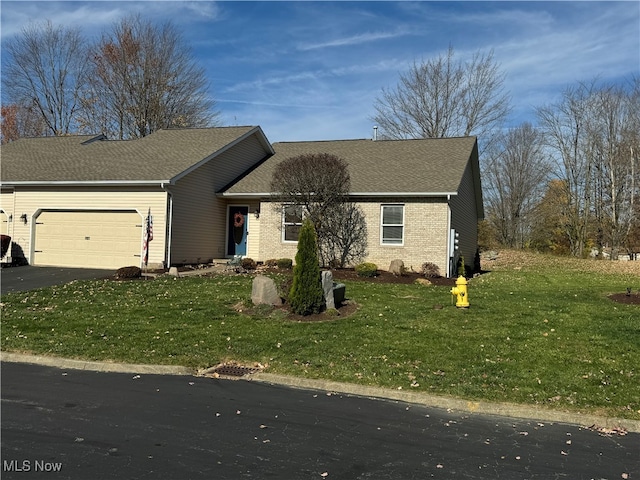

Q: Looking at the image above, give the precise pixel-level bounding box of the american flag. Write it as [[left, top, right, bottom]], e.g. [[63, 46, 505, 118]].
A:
[[143, 208, 153, 266]]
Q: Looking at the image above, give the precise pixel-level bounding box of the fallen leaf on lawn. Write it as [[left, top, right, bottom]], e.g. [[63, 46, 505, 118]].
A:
[[588, 425, 628, 436]]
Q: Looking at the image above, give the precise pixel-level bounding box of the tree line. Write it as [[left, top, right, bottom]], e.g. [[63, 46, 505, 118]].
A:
[[1, 15, 219, 141], [371, 48, 639, 259], [483, 79, 640, 259], [2, 17, 638, 258]]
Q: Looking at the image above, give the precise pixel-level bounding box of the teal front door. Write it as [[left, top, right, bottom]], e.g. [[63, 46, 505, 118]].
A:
[[227, 206, 248, 256]]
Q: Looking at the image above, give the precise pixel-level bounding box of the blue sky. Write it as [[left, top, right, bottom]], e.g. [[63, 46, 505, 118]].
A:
[[1, 1, 638, 142]]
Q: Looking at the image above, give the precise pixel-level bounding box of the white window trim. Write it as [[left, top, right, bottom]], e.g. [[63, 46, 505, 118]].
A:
[[380, 204, 405, 246], [281, 204, 304, 243]]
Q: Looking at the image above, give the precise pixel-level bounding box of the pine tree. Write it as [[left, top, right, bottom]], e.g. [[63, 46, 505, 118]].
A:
[[289, 219, 324, 315]]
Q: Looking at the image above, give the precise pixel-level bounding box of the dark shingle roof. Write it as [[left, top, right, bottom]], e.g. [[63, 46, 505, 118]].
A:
[[224, 136, 478, 195], [1, 126, 262, 184]]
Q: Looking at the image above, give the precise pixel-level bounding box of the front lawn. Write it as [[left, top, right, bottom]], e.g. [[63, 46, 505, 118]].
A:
[[1, 250, 639, 420]]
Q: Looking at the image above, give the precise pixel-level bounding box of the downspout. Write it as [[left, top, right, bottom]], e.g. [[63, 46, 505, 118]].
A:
[[162, 183, 173, 268], [446, 194, 452, 278]]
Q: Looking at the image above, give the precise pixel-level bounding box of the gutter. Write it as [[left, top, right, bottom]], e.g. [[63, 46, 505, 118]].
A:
[[2, 180, 173, 187], [446, 194, 453, 278], [161, 183, 174, 268], [219, 191, 459, 198]]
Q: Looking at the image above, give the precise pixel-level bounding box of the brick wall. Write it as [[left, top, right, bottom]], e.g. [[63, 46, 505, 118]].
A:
[[256, 198, 450, 274]]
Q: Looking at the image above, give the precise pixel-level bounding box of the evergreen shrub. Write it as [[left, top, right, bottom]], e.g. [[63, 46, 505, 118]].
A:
[[355, 262, 378, 277], [289, 219, 324, 315], [277, 258, 293, 269]]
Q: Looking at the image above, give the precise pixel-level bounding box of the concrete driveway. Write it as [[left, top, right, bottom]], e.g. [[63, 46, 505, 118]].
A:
[[1, 265, 114, 294]]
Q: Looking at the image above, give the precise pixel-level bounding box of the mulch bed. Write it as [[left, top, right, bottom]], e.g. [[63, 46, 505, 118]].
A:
[[329, 268, 456, 286], [608, 292, 640, 305]]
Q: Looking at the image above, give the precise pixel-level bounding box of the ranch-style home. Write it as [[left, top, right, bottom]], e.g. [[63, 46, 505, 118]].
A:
[[1, 126, 483, 277]]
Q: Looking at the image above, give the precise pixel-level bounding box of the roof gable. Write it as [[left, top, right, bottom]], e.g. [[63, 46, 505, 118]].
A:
[[1, 126, 272, 185], [224, 136, 478, 196]]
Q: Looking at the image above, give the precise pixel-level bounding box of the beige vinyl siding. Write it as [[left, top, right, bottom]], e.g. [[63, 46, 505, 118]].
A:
[[1, 190, 15, 238], [0, 212, 7, 236], [449, 161, 480, 266], [245, 201, 261, 259], [169, 134, 270, 264], [4, 186, 167, 267], [257, 198, 449, 272]]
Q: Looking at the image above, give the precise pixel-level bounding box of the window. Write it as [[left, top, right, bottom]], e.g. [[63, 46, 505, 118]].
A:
[[282, 205, 303, 242], [381, 204, 404, 245]]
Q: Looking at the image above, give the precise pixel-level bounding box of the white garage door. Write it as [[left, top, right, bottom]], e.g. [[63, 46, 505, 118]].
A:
[[33, 210, 143, 269]]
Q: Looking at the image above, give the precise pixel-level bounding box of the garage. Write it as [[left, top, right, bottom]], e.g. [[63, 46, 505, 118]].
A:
[[33, 210, 143, 269]]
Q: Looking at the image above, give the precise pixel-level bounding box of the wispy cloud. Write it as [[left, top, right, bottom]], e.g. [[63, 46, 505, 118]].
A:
[[298, 29, 410, 51], [2, 1, 637, 142]]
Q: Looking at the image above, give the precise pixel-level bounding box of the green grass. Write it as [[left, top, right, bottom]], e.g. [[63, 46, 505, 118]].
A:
[[1, 252, 639, 420]]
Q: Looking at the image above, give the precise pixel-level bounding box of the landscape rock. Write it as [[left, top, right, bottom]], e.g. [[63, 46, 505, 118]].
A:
[[168, 267, 180, 277], [322, 271, 335, 310], [389, 259, 405, 276], [482, 250, 499, 261], [252, 275, 282, 306], [415, 278, 432, 286]]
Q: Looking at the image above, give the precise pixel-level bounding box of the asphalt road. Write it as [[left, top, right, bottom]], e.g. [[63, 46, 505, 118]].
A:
[[1, 266, 114, 294], [2, 362, 638, 479]]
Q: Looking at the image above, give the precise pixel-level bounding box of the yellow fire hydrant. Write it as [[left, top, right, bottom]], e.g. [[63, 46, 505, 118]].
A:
[[450, 276, 470, 308]]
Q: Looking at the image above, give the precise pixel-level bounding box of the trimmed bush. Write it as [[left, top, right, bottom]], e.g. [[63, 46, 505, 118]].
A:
[[265, 258, 278, 267], [420, 262, 441, 278], [277, 258, 293, 269], [289, 219, 324, 315], [355, 262, 378, 277], [115, 266, 142, 279], [456, 256, 472, 277], [241, 257, 257, 270]]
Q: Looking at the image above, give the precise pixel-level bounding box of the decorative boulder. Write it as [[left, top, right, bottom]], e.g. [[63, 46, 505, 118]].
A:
[[321, 271, 347, 309], [252, 275, 283, 306], [322, 271, 336, 309], [168, 267, 180, 277], [389, 259, 405, 276]]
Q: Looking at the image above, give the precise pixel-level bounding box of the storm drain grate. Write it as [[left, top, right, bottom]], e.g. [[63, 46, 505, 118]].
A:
[[209, 365, 260, 377]]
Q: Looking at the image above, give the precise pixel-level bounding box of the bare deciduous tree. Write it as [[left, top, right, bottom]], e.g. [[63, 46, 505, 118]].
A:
[[484, 123, 549, 247], [372, 47, 511, 143], [81, 14, 219, 139], [537, 81, 596, 257], [270, 153, 367, 267], [2, 20, 89, 136], [1, 104, 48, 144], [537, 78, 639, 258]]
